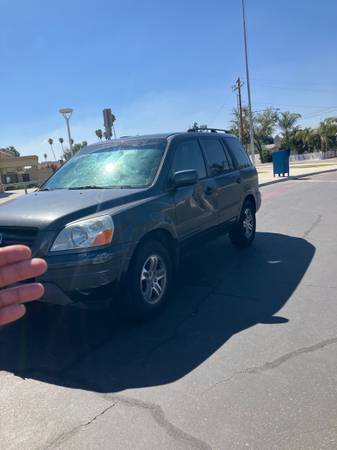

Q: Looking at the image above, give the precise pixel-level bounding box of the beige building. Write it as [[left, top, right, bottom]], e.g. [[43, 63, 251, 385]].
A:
[[0, 151, 39, 191]]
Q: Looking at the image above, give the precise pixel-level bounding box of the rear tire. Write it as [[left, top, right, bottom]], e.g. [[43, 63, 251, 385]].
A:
[[123, 240, 173, 320], [230, 200, 256, 247]]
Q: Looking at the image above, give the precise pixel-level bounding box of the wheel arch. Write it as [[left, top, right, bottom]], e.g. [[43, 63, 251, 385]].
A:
[[243, 194, 256, 212], [128, 228, 179, 274]]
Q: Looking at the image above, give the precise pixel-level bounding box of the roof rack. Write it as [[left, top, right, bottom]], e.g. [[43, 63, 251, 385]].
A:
[[187, 125, 229, 133]]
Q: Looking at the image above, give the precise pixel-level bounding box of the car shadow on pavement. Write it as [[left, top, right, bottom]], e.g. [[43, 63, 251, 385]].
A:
[[0, 232, 315, 393]]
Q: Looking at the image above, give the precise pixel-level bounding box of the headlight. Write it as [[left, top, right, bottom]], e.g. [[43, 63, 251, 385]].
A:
[[50, 215, 114, 252]]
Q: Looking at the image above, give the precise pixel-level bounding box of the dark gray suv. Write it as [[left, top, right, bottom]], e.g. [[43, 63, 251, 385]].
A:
[[0, 130, 261, 318]]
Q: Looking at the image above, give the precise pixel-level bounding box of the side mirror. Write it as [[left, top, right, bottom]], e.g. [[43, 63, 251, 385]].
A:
[[172, 170, 198, 188]]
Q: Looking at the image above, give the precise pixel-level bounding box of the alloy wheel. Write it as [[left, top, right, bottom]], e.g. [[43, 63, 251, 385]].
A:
[[242, 207, 254, 238], [140, 254, 167, 305]]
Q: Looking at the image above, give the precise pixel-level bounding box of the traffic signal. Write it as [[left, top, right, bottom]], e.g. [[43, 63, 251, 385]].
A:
[[103, 108, 116, 139]]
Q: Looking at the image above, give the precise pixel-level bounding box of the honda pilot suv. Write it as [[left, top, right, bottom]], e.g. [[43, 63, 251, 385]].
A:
[[0, 129, 261, 318]]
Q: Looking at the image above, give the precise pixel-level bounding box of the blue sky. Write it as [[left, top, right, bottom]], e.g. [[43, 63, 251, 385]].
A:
[[1, 0, 337, 160]]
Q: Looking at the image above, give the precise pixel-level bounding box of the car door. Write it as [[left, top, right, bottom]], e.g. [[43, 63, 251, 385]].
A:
[[199, 137, 243, 224], [223, 136, 256, 186], [223, 136, 257, 207], [170, 138, 219, 241]]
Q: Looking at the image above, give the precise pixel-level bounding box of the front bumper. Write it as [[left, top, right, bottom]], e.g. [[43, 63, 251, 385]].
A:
[[37, 242, 133, 308]]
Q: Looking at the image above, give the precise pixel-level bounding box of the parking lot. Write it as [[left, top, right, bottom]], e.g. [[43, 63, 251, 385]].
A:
[[1, 171, 337, 449]]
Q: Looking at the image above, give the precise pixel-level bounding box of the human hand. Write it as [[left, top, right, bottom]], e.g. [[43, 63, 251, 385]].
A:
[[0, 245, 47, 326]]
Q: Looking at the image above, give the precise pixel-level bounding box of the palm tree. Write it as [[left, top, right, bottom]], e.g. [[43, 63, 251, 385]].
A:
[[292, 128, 310, 153], [58, 137, 64, 156], [43, 153, 48, 162], [317, 118, 337, 152], [278, 112, 302, 148], [48, 138, 57, 161], [254, 108, 279, 161], [95, 129, 103, 141]]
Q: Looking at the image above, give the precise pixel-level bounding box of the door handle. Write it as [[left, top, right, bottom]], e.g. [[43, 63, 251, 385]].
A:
[[205, 186, 213, 195]]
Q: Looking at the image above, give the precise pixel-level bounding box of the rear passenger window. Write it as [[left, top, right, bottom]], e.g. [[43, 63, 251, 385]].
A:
[[225, 138, 252, 168], [199, 138, 231, 176], [172, 140, 207, 179]]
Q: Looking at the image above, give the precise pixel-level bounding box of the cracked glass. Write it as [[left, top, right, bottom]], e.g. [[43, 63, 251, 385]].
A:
[[44, 140, 166, 189]]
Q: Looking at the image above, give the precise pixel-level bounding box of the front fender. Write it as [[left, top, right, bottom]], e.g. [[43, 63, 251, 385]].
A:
[[114, 194, 177, 246]]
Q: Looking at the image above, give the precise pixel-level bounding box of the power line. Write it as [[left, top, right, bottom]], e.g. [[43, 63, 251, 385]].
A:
[[253, 102, 337, 109], [253, 83, 333, 93], [301, 108, 337, 119], [253, 78, 335, 88]]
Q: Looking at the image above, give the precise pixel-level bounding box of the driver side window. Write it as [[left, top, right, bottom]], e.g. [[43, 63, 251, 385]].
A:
[[171, 140, 207, 179]]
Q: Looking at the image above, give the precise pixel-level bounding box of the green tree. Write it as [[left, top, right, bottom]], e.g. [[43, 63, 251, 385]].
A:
[[278, 112, 302, 149], [63, 141, 88, 161], [58, 137, 65, 154], [254, 109, 279, 162], [230, 107, 250, 145], [95, 129, 103, 141], [288, 127, 320, 153], [0, 146, 20, 157], [317, 117, 337, 151], [47, 138, 57, 161], [230, 107, 278, 162], [72, 141, 88, 153]]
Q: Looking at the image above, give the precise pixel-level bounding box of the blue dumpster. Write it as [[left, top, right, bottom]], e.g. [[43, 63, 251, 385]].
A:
[[272, 149, 290, 177]]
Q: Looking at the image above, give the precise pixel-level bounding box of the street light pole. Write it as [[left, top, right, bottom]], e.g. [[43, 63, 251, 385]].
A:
[[59, 108, 74, 156], [241, 0, 255, 165]]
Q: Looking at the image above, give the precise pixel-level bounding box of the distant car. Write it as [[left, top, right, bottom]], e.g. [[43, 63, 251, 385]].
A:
[[0, 129, 261, 319]]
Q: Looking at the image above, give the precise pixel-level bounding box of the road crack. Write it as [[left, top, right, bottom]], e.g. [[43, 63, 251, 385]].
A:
[[303, 214, 322, 238], [204, 336, 337, 394], [101, 394, 212, 450], [302, 283, 337, 290], [44, 401, 119, 449]]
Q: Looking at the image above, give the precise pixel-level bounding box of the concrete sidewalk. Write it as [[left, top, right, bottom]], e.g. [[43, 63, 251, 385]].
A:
[[257, 158, 337, 185]]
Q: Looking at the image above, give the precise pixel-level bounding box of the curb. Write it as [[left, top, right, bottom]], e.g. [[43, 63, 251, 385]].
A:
[[259, 168, 337, 187]]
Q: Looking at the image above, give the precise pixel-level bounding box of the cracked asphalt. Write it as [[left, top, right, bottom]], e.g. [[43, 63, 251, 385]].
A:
[[0, 171, 337, 449]]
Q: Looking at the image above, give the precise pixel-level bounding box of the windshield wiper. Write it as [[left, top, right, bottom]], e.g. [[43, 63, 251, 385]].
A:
[[68, 185, 107, 190], [39, 187, 68, 191]]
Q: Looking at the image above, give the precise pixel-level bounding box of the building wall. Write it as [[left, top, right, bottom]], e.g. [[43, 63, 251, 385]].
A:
[[0, 155, 39, 187], [38, 167, 54, 184]]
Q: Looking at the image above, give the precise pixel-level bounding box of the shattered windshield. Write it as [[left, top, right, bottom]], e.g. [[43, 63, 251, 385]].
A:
[[43, 140, 166, 189]]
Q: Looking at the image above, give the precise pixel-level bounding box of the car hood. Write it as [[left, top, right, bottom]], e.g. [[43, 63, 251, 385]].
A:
[[0, 188, 146, 230]]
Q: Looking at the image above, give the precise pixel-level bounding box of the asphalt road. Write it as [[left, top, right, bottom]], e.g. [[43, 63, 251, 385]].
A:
[[1, 171, 337, 450]]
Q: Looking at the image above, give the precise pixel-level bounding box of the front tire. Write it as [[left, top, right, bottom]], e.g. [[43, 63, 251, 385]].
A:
[[230, 200, 256, 247], [123, 240, 173, 320]]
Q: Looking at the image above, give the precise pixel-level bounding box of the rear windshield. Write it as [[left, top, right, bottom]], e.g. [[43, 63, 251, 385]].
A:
[[43, 140, 166, 189]]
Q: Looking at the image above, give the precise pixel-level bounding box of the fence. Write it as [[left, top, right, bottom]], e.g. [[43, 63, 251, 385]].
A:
[[290, 150, 337, 161]]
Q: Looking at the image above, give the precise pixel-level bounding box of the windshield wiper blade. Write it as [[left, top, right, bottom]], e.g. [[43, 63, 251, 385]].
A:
[[68, 185, 106, 190]]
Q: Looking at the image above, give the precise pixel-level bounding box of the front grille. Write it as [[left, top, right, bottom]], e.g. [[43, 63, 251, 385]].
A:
[[0, 227, 38, 249]]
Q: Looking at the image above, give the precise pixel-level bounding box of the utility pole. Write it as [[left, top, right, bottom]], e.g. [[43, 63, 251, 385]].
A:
[[232, 77, 245, 144], [241, 0, 255, 164]]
